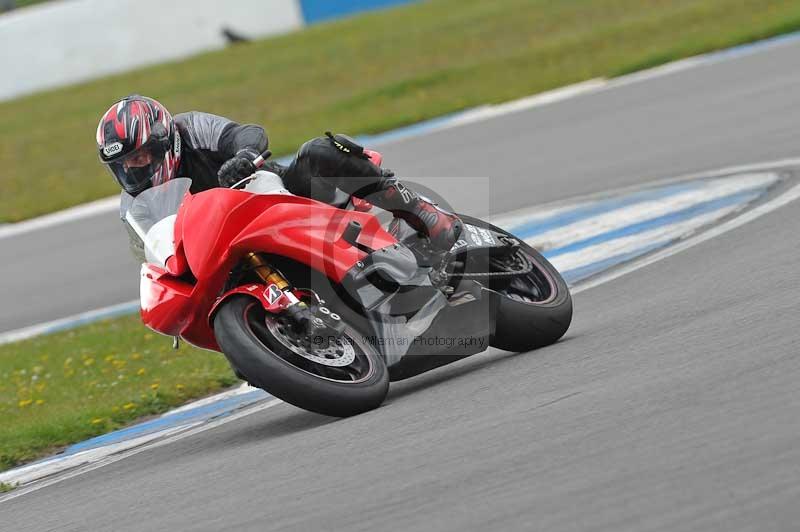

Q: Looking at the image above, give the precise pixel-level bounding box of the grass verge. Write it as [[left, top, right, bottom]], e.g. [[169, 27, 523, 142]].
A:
[[2, 0, 800, 221], [0, 315, 237, 472]]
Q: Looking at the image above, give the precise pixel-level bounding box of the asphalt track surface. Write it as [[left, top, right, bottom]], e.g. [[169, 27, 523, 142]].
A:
[[2, 40, 800, 531]]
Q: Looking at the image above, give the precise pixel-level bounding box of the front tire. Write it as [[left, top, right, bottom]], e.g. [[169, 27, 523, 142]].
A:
[[213, 295, 389, 417]]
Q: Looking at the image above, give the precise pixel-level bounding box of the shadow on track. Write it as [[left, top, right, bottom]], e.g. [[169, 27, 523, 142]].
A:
[[386, 336, 579, 402]]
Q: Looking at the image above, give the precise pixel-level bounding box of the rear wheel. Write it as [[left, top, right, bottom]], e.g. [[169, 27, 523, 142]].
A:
[[457, 215, 573, 352], [213, 295, 389, 417]]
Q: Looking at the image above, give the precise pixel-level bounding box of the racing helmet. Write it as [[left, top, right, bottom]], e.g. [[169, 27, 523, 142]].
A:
[[96, 95, 181, 195]]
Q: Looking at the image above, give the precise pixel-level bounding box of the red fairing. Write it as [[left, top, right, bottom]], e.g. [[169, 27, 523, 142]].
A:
[[139, 264, 194, 337], [180, 189, 396, 282], [351, 197, 373, 212], [140, 187, 398, 351], [166, 242, 188, 276], [180, 189, 291, 277], [364, 149, 383, 167], [230, 202, 396, 282]]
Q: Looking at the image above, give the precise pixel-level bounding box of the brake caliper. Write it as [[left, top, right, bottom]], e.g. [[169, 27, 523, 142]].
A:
[[283, 303, 346, 349]]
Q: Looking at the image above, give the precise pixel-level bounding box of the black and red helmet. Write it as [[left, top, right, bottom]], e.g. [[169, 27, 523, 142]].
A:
[[96, 95, 181, 195]]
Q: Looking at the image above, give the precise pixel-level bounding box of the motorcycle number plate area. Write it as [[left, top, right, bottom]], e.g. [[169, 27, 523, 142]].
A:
[[453, 223, 502, 252]]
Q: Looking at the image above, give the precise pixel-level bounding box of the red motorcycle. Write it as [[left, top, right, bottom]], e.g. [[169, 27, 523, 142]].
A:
[[121, 150, 572, 417]]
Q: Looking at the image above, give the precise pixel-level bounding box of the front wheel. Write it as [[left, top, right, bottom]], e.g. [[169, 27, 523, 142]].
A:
[[213, 295, 389, 417], [457, 214, 573, 352]]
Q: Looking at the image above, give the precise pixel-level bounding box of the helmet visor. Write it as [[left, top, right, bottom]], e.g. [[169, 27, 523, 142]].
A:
[[105, 142, 167, 195]]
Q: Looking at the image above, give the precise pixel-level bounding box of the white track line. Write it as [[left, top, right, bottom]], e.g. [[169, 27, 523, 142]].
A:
[[0, 383, 262, 487], [0, 195, 119, 240], [544, 204, 749, 272], [165, 382, 258, 416], [489, 158, 800, 234], [430, 79, 608, 133], [0, 399, 283, 503], [573, 181, 800, 295], [0, 300, 139, 346], [527, 173, 777, 251], [607, 32, 800, 89]]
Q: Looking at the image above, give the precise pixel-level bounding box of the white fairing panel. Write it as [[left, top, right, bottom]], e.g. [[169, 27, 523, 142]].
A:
[[144, 215, 178, 268], [243, 170, 293, 195]]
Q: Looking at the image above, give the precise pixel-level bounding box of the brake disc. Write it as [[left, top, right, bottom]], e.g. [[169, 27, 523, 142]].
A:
[[265, 319, 356, 367]]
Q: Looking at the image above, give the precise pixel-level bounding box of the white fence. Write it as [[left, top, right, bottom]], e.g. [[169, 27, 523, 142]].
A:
[[0, 0, 305, 101]]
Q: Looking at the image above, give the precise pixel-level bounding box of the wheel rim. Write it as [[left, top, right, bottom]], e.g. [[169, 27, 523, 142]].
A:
[[243, 302, 376, 383], [492, 250, 556, 304]]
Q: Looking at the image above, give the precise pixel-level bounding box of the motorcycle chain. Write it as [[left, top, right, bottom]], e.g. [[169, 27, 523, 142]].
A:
[[444, 249, 534, 279]]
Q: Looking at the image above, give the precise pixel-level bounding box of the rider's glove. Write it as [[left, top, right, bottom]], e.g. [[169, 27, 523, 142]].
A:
[[218, 148, 259, 188]]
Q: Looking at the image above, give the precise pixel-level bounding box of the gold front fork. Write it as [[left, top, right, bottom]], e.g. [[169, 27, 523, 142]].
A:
[[245, 252, 290, 289], [244, 252, 306, 308]]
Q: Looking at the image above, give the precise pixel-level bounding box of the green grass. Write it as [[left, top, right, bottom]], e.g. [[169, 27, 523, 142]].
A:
[[0, 316, 238, 472], [2, 0, 800, 222], [5, 0, 50, 9]]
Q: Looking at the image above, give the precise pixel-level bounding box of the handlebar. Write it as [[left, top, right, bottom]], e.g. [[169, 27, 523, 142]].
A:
[[230, 150, 274, 189], [252, 149, 272, 169]]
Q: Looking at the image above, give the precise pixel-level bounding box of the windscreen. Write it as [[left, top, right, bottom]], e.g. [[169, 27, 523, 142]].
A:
[[119, 178, 191, 267]]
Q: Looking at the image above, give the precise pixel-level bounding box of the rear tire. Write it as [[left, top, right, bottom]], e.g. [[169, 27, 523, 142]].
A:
[[214, 295, 389, 417], [458, 215, 573, 352]]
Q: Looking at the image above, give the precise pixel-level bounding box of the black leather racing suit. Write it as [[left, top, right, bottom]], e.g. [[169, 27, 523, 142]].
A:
[[173, 111, 377, 203], [166, 111, 461, 258], [173, 111, 270, 193]]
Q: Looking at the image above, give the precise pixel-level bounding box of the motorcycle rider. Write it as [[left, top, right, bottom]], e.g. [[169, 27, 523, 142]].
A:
[[96, 94, 462, 260]]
